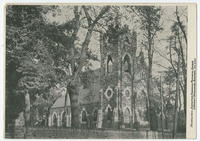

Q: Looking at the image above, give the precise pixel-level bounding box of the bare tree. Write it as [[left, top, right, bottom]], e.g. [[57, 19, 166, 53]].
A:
[[170, 8, 187, 114], [134, 6, 163, 129]]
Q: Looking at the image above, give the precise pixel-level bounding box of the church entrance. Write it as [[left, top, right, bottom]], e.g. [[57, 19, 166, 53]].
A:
[[106, 107, 113, 128], [124, 108, 131, 128]]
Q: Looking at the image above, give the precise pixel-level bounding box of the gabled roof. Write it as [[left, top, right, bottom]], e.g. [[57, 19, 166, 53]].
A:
[[51, 92, 71, 108]]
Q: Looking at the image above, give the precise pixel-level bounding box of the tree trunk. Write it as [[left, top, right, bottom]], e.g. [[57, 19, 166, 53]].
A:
[[172, 54, 180, 138], [160, 76, 164, 138], [24, 92, 30, 126], [68, 28, 93, 129], [146, 65, 152, 126], [24, 91, 30, 138], [176, 6, 187, 45], [66, 6, 110, 129], [131, 75, 134, 128], [147, 30, 153, 129], [68, 84, 80, 128], [177, 30, 187, 115]]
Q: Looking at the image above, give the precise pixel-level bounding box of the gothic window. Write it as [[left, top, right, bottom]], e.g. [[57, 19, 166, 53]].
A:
[[107, 55, 113, 73], [124, 108, 130, 123], [61, 112, 66, 127], [52, 113, 57, 127], [140, 70, 146, 79], [82, 111, 87, 122], [125, 89, 131, 98], [93, 109, 98, 122], [123, 54, 131, 74]]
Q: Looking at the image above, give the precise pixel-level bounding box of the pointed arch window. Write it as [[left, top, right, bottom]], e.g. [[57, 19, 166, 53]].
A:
[[93, 109, 98, 122], [123, 54, 131, 74], [107, 55, 113, 73], [125, 89, 131, 98], [139, 69, 146, 80], [61, 112, 66, 127], [52, 114, 58, 127], [82, 111, 87, 122]]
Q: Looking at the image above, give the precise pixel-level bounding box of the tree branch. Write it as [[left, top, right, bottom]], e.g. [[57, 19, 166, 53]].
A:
[[81, 25, 103, 33], [169, 38, 178, 76], [71, 6, 110, 84], [82, 6, 93, 26], [92, 6, 111, 26], [175, 6, 187, 45]]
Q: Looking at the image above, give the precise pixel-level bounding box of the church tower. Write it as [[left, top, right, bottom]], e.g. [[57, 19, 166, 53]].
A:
[[99, 26, 137, 128]]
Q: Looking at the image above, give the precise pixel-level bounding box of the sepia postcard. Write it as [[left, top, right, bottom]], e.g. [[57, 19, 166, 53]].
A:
[[3, 3, 197, 139]]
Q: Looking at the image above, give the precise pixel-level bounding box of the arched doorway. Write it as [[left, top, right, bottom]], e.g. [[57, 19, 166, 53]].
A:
[[107, 107, 113, 128], [107, 107, 112, 120], [124, 108, 130, 124]]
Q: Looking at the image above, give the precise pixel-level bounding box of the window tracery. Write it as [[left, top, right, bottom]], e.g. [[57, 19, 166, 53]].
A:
[[123, 54, 131, 74], [107, 55, 113, 73]]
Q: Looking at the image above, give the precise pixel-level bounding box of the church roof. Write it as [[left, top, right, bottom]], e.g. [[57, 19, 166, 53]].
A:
[[51, 96, 65, 108], [51, 92, 71, 108]]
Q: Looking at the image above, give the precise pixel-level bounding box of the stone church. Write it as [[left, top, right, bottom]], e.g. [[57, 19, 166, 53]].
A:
[[48, 29, 153, 129]]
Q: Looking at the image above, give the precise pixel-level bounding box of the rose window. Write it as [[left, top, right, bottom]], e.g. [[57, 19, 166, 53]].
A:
[[105, 89, 113, 99], [124, 89, 131, 99], [125, 90, 130, 97], [107, 90, 112, 97]]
